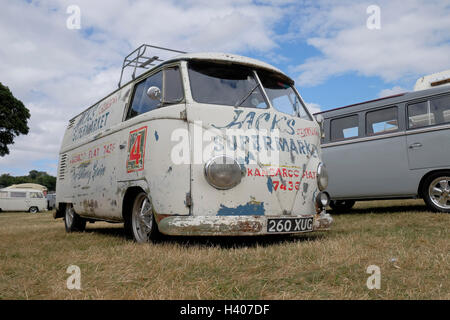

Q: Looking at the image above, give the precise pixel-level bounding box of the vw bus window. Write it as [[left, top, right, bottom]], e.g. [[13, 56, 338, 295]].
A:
[[164, 66, 184, 103], [127, 70, 163, 119], [30, 192, 43, 198], [330, 115, 359, 141], [0, 191, 7, 198], [10, 192, 26, 198], [407, 95, 450, 129], [188, 62, 268, 109], [366, 106, 399, 135], [259, 71, 311, 120], [408, 101, 434, 128], [431, 94, 450, 125]]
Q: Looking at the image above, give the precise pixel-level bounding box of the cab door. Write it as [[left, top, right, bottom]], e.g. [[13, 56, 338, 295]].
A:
[[116, 65, 190, 216], [406, 96, 450, 170]]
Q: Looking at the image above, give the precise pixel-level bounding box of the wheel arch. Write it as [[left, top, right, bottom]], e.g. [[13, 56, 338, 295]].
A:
[[418, 169, 450, 198], [122, 186, 146, 222], [54, 202, 67, 219]]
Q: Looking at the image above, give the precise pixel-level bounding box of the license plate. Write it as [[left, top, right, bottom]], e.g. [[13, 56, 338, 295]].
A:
[[267, 217, 314, 233]]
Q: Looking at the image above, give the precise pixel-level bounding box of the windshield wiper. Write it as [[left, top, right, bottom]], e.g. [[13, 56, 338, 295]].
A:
[[234, 83, 260, 107]]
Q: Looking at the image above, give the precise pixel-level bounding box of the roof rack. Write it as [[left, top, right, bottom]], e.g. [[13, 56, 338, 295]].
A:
[[118, 44, 187, 88]]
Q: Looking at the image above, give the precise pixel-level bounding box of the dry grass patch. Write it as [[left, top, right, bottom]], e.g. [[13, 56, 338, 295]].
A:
[[0, 199, 448, 300]]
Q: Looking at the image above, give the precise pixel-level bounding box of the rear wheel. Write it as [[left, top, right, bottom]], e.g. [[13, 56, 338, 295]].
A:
[[423, 172, 450, 213], [64, 204, 86, 232], [29, 206, 38, 214], [329, 200, 356, 212], [125, 192, 159, 243]]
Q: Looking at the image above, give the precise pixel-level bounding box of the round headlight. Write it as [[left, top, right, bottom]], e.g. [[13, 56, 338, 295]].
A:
[[317, 162, 329, 191], [204, 156, 242, 190]]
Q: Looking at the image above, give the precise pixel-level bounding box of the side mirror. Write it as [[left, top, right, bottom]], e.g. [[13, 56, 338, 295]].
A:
[[146, 86, 161, 101], [315, 114, 325, 139]]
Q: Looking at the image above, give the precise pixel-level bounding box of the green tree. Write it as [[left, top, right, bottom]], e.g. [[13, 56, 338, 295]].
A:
[[0, 82, 30, 156], [0, 171, 56, 191]]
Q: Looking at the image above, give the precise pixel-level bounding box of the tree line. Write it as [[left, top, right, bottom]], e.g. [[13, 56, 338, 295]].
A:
[[0, 170, 56, 191]]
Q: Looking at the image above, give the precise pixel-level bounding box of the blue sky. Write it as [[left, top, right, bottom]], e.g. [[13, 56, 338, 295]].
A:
[[1, 0, 449, 176]]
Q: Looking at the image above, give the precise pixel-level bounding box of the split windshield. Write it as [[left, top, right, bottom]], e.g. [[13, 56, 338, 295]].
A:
[[188, 61, 267, 109], [188, 61, 312, 120]]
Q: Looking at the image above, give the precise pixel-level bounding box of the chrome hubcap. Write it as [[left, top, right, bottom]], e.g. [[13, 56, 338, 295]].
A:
[[429, 177, 450, 210], [132, 195, 153, 242], [66, 206, 74, 226]]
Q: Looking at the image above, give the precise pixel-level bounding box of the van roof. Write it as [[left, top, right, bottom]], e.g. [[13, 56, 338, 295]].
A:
[[162, 52, 291, 82], [69, 52, 295, 122], [315, 84, 450, 118]]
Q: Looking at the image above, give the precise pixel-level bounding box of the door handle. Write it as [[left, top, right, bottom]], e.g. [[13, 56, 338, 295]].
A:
[[408, 142, 422, 149], [119, 144, 126, 150]]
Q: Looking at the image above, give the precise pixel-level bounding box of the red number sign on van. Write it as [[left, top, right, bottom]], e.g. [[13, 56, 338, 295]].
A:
[[127, 126, 147, 173]]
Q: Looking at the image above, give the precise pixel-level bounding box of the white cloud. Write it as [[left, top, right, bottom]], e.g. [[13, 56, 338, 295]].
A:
[[292, 0, 450, 86], [305, 102, 321, 115], [378, 86, 408, 98]]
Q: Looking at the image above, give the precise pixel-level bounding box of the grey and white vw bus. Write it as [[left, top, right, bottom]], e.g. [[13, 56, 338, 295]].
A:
[[317, 75, 450, 213], [55, 44, 332, 242]]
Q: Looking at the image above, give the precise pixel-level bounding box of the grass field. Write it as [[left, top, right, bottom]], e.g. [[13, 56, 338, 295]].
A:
[[0, 199, 448, 300]]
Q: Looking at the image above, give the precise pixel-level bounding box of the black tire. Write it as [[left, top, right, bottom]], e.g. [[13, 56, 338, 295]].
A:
[[125, 192, 160, 243], [29, 206, 38, 214], [422, 171, 450, 213], [64, 204, 86, 232], [329, 200, 356, 212]]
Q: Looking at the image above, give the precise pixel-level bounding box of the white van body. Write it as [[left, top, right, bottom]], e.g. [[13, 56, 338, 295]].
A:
[[55, 48, 332, 241], [0, 188, 47, 213]]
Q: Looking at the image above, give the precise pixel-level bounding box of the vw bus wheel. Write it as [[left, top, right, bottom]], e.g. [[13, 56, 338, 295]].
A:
[[423, 173, 450, 213], [29, 206, 38, 214], [64, 204, 86, 232], [129, 192, 159, 243], [329, 200, 355, 212]]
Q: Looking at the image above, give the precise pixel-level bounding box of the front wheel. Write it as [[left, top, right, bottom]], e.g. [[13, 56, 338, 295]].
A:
[[64, 204, 86, 232], [126, 192, 159, 243], [29, 206, 38, 214], [329, 200, 356, 212], [423, 172, 450, 213]]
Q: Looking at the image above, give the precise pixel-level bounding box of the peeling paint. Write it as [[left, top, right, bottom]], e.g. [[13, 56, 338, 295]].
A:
[[217, 201, 265, 216], [267, 177, 273, 193]]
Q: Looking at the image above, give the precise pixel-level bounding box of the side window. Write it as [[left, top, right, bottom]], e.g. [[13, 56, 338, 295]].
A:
[[126, 66, 184, 121], [366, 106, 399, 135], [164, 67, 183, 103], [10, 192, 26, 198], [330, 115, 359, 141], [0, 191, 8, 198], [408, 101, 433, 128], [30, 192, 43, 198], [127, 71, 162, 120], [430, 95, 450, 125], [408, 95, 450, 129]]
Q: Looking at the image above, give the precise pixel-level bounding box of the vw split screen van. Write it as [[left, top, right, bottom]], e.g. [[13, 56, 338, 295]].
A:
[[0, 188, 47, 213], [55, 44, 333, 242], [317, 74, 450, 213]]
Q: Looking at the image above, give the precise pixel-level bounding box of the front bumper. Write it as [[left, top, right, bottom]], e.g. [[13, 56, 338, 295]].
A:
[[157, 212, 333, 236]]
